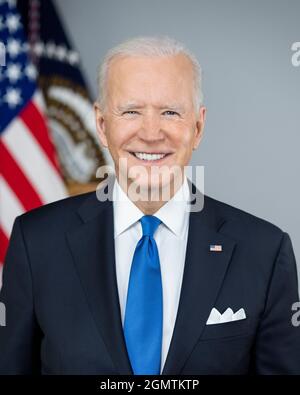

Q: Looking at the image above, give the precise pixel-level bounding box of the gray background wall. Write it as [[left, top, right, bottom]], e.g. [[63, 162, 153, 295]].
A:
[[54, 0, 300, 273]]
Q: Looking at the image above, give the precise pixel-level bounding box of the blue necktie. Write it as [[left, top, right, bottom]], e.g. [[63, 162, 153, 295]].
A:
[[124, 215, 163, 375]]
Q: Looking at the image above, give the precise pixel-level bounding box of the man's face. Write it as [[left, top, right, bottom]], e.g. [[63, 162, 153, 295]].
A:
[[95, 54, 206, 194]]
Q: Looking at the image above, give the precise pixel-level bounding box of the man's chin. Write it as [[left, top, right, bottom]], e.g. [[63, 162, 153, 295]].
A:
[[129, 178, 163, 191], [126, 177, 176, 202]]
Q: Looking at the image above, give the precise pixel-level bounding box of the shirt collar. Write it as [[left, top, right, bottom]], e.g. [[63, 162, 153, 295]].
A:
[[113, 178, 144, 238], [113, 176, 190, 238]]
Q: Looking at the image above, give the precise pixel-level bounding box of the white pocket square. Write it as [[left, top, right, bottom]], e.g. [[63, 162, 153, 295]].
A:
[[206, 307, 246, 325]]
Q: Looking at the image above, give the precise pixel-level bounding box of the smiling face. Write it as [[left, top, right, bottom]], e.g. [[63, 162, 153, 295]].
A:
[[95, 54, 206, 197]]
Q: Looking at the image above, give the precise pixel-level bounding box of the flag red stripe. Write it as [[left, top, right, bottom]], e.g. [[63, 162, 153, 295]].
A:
[[0, 141, 43, 210], [20, 101, 61, 175], [0, 227, 9, 264]]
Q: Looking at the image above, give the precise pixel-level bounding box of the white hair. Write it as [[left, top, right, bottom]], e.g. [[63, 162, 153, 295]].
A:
[[97, 36, 204, 111]]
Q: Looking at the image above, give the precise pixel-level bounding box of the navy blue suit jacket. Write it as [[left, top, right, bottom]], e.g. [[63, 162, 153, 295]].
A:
[[0, 178, 299, 374]]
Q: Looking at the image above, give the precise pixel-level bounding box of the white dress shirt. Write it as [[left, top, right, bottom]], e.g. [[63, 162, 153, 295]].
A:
[[113, 177, 190, 373]]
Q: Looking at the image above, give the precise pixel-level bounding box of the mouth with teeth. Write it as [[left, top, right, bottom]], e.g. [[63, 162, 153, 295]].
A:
[[129, 152, 172, 163]]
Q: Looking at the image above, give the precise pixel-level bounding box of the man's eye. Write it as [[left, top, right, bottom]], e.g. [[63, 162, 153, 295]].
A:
[[123, 110, 138, 115], [163, 110, 180, 116]]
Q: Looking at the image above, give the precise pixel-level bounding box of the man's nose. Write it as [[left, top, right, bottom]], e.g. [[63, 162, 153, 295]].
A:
[[138, 113, 164, 141]]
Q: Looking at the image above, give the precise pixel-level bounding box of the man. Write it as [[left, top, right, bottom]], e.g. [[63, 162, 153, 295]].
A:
[[0, 36, 299, 375]]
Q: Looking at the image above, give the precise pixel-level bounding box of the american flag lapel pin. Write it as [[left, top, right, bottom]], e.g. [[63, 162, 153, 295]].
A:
[[210, 244, 223, 252]]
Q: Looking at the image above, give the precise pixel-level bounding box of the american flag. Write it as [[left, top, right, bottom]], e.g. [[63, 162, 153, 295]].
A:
[[0, 0, 67, 286], [210, 245, 223, 252]]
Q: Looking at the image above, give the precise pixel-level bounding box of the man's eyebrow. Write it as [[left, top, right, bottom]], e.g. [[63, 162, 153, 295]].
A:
[[117, 103, 185, 112], [117, 103, 145, 112], [159, 105, 185, 112]]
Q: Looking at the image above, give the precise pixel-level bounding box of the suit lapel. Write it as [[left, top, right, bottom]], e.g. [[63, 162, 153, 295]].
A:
[[66, 177, 133, 375], [162, 186, 237, 375]]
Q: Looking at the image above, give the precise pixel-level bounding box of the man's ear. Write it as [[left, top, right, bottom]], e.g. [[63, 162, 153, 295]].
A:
[[94, 102, 108, 148], [193, 106, 206, 150]]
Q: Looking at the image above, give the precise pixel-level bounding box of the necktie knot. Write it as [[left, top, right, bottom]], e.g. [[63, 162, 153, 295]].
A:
[[140, 215, 161, 237]]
